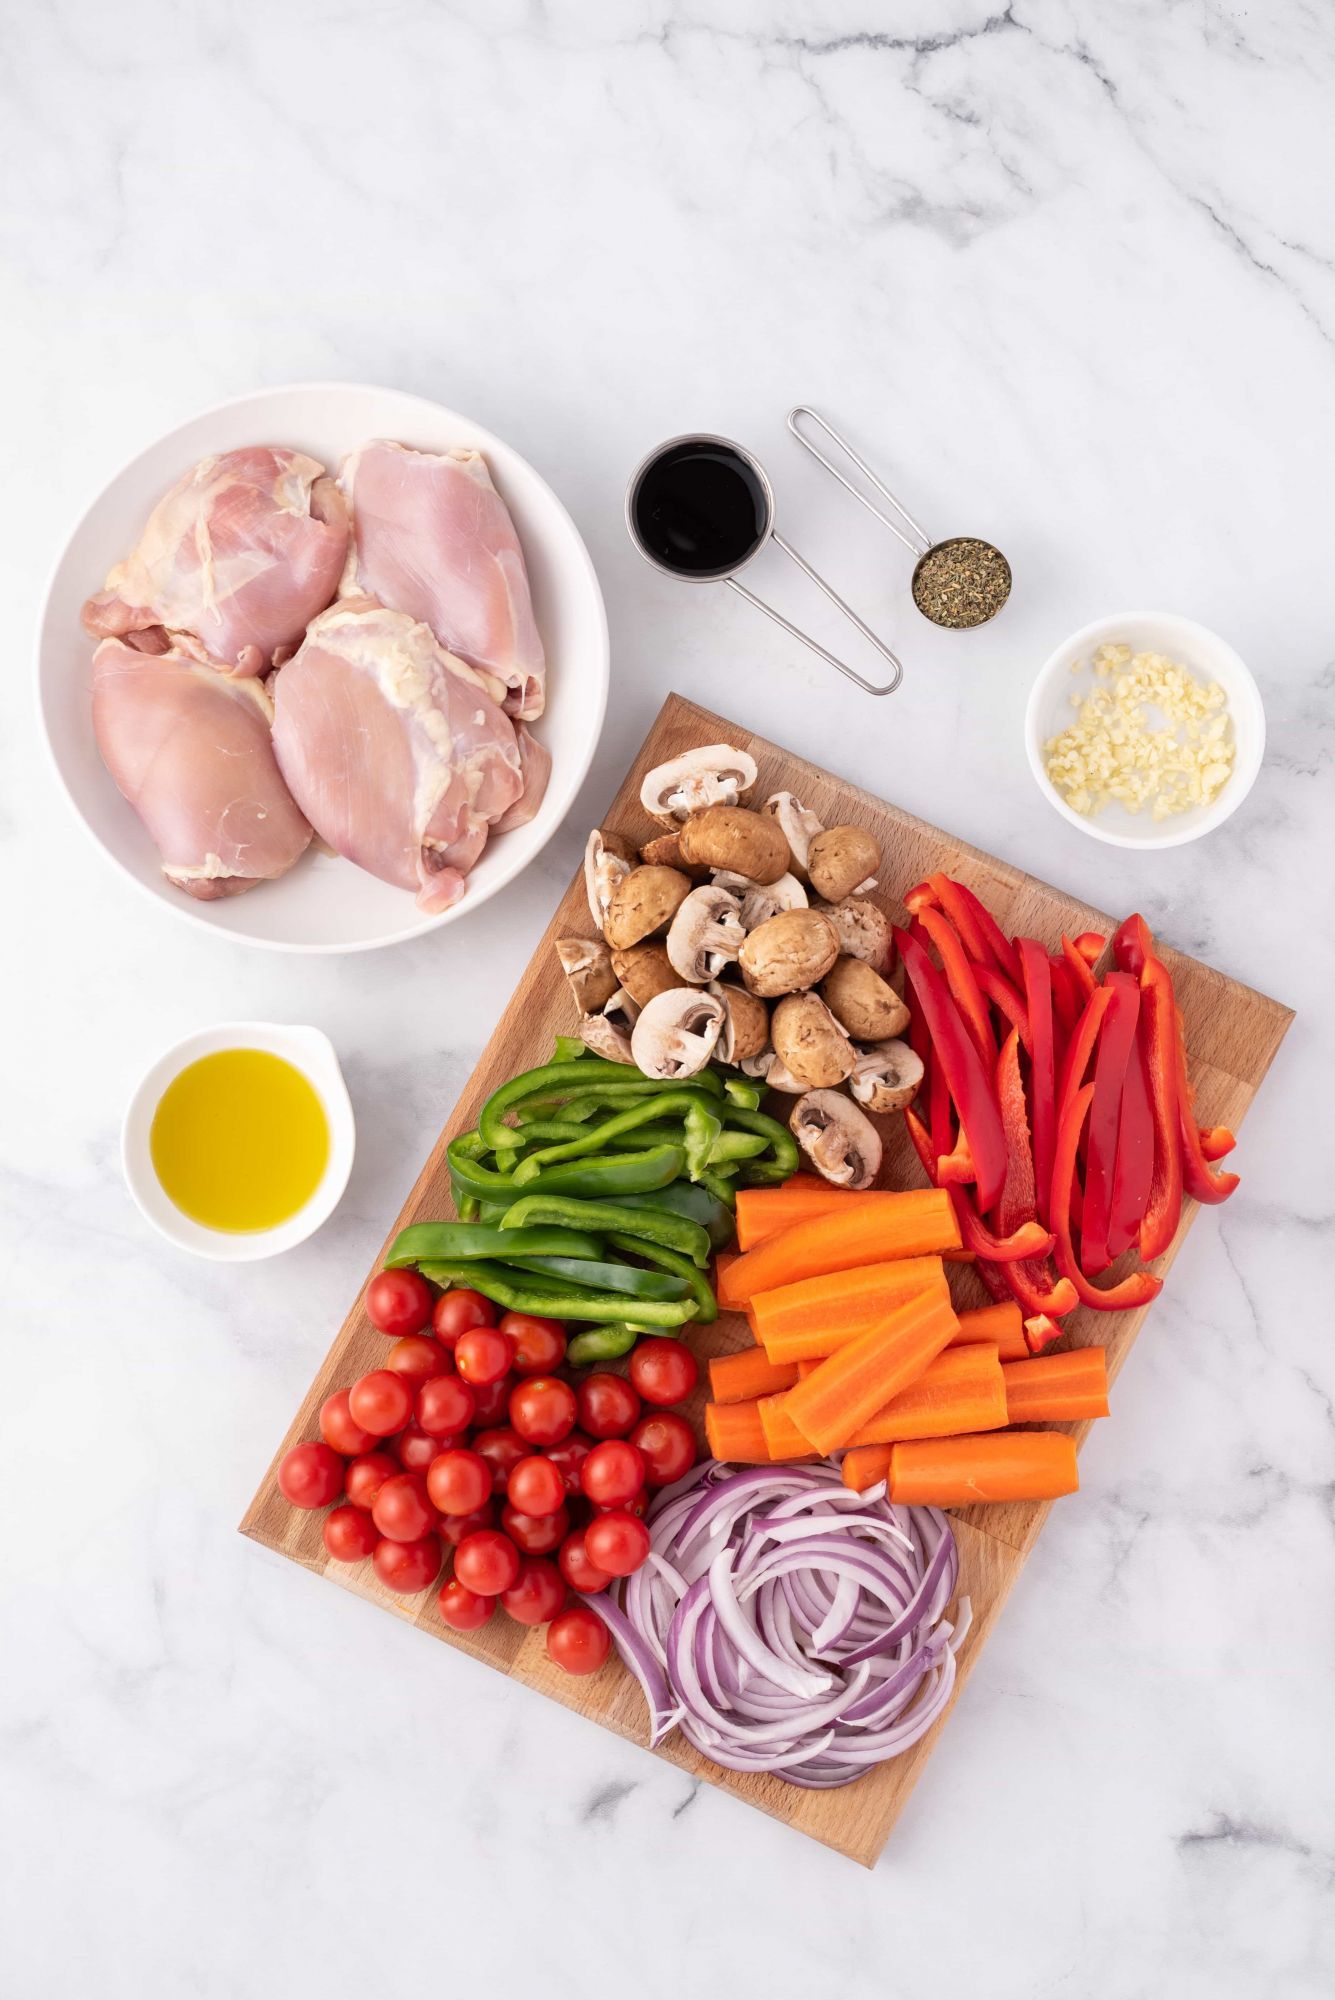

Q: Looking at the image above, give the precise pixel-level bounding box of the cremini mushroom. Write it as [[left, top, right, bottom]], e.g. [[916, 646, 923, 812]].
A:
[[815, 897, 894, 972], [639, 744, 758, 828], [790, 1089, 883, 1189], [760, 793, 824, 881], [610, 940, 679, 1007], [630, 986, 726, 1080], [849, 1039, 924, 1113], [583, 828, 637, 933], [579, 987, 640, 1064], [709, 981, 769, 1064], [666, 884, 745, 982], [677, 804, 789, 884], [807, 825, 881, 902], [771, 993, 854, 1089], [712, 869, 808, 930], [738, 907, 839, 998], [639, 830, 710, 878], [555, 936, 618, 1014], [820, 955, 911, 1040], [740, 1048, 808, 1092], [603, 865, 692, 950]]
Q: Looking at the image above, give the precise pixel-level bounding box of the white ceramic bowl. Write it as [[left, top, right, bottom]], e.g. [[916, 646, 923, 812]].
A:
[[38, 382, 609, 951], [121, 1022, 355, 1261], [1024, 612, 1265, 849]]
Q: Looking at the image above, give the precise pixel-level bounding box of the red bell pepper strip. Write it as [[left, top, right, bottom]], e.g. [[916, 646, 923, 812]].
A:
[[1017, 939, 1056, 1223], [1198, 1126, 1236, 1162], [896, 926, 1009, 1213], [1072, 931, 1106, 968], [1080, 971, 1141, 1276], [1001, 1260, 1079, 1320], [907, 875, 1020, 983], [908, 917, 953, 1159], [1136, 955, 1184, 1259], [1107, 1029, 1154, 1262], [1062, 934, 1097, 1002], [903, 1106, 1053, 1263], [1023, 1314, 1065, 1354], [1057, 984, 1113, 1111], [1174, 1011, 1241, 1205], [950, 879, 1023, 984], [1051, 1084, 1164, 1312], [1049, 952, 1083, 1048], [992, 1025, 1076, 1313], [915, 904, 996, 1068], [973, 961, 1032, 1053], [1111, 912, 1155, 978]]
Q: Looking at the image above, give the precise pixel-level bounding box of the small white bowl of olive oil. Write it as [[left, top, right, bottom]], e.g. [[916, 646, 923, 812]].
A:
[[122, 1023, 356, 1260]]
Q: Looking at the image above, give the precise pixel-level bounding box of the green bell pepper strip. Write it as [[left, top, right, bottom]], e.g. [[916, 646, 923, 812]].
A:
[[478, 1059, 708, 1151], [510, 1087, 726, 1179], [684, 1101, 722, 1180], [386, 1221, 604, 1268], [604, 1232, 718, 1324], [456, 1193, 482, 1222], [708, 1131, 769, 1163], [414, 1259, 693, 1327], [721, 1106, 801, 1184], [446, 1132, 683, 1207], [723, 1076, 764, 1110], [499, 1192, 710, 1267], [607, 1181, 735, 1249], [566, 1321, 643, 1366], [696, 1169, 737, 1209], [551, 1035, 589, 1062], [506, 1255, 689, 1302]]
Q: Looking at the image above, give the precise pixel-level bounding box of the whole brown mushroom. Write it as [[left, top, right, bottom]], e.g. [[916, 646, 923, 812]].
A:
[[678, 805, 790, 885], [611, 940, 680, 1007], [603, 865, 692, 950], [738, 907, 839, 998], [771, 993, 854, 1089], [807, 825, 881, 903], [821, 955, 911, 1040]]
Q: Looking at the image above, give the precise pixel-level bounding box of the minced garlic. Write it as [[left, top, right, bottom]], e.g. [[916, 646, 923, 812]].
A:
[[1043, 644, 1234, 821]]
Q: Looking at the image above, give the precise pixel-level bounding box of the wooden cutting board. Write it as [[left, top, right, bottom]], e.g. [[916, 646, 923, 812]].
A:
[[241, 693, 1293, 1866]]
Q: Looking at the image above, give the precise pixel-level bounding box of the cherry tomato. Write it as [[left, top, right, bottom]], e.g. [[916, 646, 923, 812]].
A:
[[453, 1528, 520, 1597], [455, 1326, 513, 1387], [630, 1411, 697, 1487], [426, 1448, 492, 1518], [468, 1374, 513, 1427], [576, 1373, 641, 1440], [432, 1287, 496, 1348], [472, 1427, 529, 1492], [547, 1605, 611, 1675], [373, 1533, 441, 1594], [278, 1441, 343, 1509], [366, 1268, 434, 1338], [585, 1509, 651, 1577], [500, 1556, 566, 1626], [580, 1438, 647, 1508], [348, 1369, 414, 1438], [345, 1450, 400, 1511], [372, 1472, 437, 1543], [629, 1337, 698, 1407], [384, 1334, 450, 1384], [506, 1455, 567, 1518], [319, 1389, 376, 1458], [501, 1502, 570, 1555], [509, 1376, 577, 1447], [323, 1503, 379, 1561], [501, 1312, 566, 1376], [393, 1421, 453, 1473], [558, 1527, 613, 1595], [438, 1501, 494, 1547], [416, 1373, 476, 1438], [437, 1577, 495, 1632], [545, 1431, 595, 1497]]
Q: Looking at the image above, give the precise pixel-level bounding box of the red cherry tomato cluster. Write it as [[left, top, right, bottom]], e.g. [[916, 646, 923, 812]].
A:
[[276, 1283, 700, 1675]]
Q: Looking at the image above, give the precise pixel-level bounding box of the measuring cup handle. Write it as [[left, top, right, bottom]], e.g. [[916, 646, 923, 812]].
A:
[[726, 548, 902, 697]]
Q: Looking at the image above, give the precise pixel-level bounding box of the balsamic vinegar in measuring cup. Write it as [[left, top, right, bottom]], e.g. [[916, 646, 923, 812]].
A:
[[630, 440, 771, 579]]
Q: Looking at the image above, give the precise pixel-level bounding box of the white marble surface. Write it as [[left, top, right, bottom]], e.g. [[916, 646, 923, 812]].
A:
[[4, 2, 1334, 1993]]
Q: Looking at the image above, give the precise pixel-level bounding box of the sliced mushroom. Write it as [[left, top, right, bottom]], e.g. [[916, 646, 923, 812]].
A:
[[850, 1039, 924, 1113], [666, 884, 745, 982], [790, 1089, 883, 1189], [677, 805, 789, 884], [815, 897, 894, 972], [603, 865, 692, 950], [583, 828, 637, 933], [640, 744, 758, 828], [740, 1048, 808, 1092], [738, 907, 840, 998], [807, 825, 881, 902], [610, 940, 679, 1007], [630, 986, 726, 1079], [771, 993, 854, 1089], [639, 830, 710, 879], [760, 792, 824, 881], [555, 935, 618, 1014], [821, 955, 911, 1040], [579, 987, 641, 1064], [712, 869, 808, 930], [709, 981, 769, 1064]]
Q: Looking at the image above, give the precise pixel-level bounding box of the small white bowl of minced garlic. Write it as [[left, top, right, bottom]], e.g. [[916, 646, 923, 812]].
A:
[[1025, 613, 1265, 849]]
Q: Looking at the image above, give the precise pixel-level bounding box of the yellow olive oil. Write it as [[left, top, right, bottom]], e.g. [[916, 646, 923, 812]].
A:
[[150, 1049, 330, 1232]]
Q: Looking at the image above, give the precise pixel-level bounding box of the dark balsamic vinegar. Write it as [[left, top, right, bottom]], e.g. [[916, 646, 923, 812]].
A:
[[631, 441, 770, 578]]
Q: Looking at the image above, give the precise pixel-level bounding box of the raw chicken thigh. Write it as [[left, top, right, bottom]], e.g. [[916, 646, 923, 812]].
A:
[[271, 599, 525, 912], [83, 448, 348, 674], [92, 638, 312, 899], [339, 441, 546, 719]]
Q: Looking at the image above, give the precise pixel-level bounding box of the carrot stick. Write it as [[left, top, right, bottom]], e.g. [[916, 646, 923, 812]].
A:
[[887, 1432, 1079, 1505], [704, 1400, 771, 1464], [951, 1301, 1027, 1361], [844, 1342, 1006, 1447], [841, 1443, 893, 1491], [783, 1287, 961, 1455], [708, 1347, 801, 1405], [757, 1394, 818, 1462], [713, 1250, 741, 1289], [753, 1259, 950, 1363], [1002, 1348, 1109, 1423], [735, 1181, 886, 1251], [718, 1190, 961, 1309]]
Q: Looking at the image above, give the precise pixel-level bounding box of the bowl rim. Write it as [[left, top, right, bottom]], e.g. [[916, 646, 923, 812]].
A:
[[35, 380, 610, 952], [1023, 609, 1266, 850]]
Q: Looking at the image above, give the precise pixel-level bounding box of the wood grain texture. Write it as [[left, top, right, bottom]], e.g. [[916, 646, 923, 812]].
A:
[[241, 693, 1293, 1866]]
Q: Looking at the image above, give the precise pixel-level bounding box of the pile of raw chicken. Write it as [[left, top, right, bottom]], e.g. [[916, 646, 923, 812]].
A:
[[83, 442, 550, 909]]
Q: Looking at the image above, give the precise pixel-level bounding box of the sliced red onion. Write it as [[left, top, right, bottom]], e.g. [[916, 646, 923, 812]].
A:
[[582, 1461, 970, 1789]]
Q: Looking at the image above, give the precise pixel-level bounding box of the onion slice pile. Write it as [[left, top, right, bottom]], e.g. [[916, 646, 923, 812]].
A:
[[582, 1461, 971, 1788]]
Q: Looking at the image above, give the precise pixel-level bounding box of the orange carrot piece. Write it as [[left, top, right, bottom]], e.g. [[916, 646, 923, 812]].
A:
[[713, 1250, 741, 1290], [708, 1347, 801, 1405], [887, 1432, 1079, 1505], [705, 1399, 771, 1464], [1002, 1348, 1109, 1424], [735, 1182, 891, 1251], [757, 1394, 817, 1462], [783, 1287, 961, 1456], [752, 1258, 949, 1363], [951, 1301, 1028, 1362], [844, 1342, 1006, 1447], [841, 1443, 893, 1491], [718, 1190, 961, 1309], [796, 1358, 821, 1380]]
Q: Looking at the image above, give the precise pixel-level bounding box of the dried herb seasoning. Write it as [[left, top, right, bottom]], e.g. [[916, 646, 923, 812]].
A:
[[911, 537, 1012, 629]]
